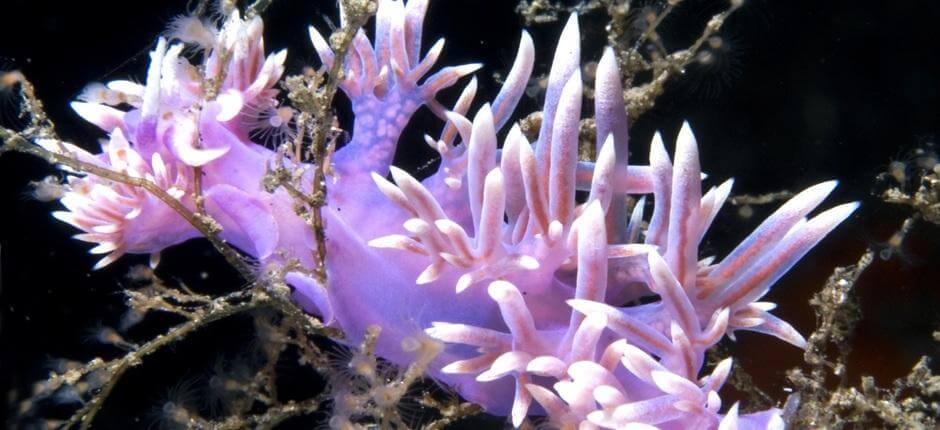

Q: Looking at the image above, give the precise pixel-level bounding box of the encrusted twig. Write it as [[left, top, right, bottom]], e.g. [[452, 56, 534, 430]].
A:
[[246, 0, 277, 19], [1, 70, 257, 280], [516, 0, 604, 25], [422, 401, 485, 430], [0, 128, 256, 280], [782, 153, 940, 429], [729, 190, 796, 206], [213, 396, 327, 429], [312, 323, 456, 429], [64, 289, 257, 429], [14, 70, 54, 136], [26, 269, 337, 430], [705, 345, 776, 411], [783, 247, 870, 428], [882, 162, 940, 224], [272, 0, 378, 285], [516, 0, 744, 155], [620, 2, 743, 120]]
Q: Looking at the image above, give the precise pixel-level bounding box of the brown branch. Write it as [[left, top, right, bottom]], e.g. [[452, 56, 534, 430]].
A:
[[246, 0, 277, 19], [213, 396, 327, 429], [422, 401, 484, 430], [44, 279, 334, 430], [729, 190, 796, 206], [620, 2, 743, 120], [0, 129, 256, 280], [63, 289, 257, 429], [305, 1, 376, 284], [276, 0, 377, 285], [16, 71, 55, 135]]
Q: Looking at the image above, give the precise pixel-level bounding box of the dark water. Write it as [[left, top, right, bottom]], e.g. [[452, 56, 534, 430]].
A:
[[1, 0, 938, 427]]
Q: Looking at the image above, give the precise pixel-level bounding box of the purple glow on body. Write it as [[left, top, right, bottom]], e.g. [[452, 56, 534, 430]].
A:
[[41, 2, 858, 428]]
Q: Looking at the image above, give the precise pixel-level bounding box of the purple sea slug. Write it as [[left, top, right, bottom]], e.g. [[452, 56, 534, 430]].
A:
[[37, 1, 858, 428]]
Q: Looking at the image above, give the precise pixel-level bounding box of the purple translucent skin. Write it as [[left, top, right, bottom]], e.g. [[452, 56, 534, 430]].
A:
[[40, 2, 859, 429]]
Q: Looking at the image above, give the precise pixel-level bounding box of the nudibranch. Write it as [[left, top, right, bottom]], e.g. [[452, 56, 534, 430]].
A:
[[38, 1, 857, 428]]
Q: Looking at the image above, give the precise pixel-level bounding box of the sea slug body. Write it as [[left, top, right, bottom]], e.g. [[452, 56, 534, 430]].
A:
[[38, 1, 857, 428]]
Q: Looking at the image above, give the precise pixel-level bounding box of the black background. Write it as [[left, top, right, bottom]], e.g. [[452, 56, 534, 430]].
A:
[[1, 0, 938, 428]]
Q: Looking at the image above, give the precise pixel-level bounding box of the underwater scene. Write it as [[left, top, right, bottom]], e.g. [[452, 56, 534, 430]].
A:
[[1, 0, 937, 428]]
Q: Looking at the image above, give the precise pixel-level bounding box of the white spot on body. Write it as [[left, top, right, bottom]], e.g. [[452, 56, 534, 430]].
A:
[[377, 119, 388, 137]]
